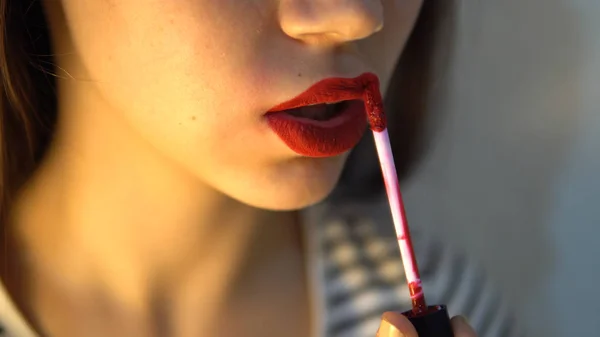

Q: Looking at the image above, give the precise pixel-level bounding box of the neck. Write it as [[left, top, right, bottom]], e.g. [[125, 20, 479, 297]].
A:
[[9, 80, 308, 337]]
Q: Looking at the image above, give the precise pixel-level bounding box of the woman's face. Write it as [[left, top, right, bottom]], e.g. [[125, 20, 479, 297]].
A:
[[44, 0, 423, 210]]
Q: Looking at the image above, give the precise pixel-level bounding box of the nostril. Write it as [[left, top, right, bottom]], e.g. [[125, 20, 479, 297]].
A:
[[279, 0, 384, 45]]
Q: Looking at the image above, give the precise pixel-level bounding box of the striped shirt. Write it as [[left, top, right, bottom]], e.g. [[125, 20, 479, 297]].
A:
[[0, 196, 523, 337]]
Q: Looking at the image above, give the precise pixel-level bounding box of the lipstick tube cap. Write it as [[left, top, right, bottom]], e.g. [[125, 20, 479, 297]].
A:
[[402, 305, 454, 337]]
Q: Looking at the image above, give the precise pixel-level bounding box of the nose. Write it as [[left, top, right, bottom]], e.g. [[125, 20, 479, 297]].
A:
[[279, 0, 384, 45]]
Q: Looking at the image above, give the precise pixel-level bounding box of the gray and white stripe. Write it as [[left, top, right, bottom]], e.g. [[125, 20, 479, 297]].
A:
[[320, 202, 524, 337]]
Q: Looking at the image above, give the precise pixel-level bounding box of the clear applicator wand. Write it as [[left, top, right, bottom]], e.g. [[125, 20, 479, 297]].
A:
[[362, 73, 454, 337]]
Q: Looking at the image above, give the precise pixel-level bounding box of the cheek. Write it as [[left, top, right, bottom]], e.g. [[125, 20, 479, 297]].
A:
[[69, 1, 273, 158], [356, 0, 423, 86]]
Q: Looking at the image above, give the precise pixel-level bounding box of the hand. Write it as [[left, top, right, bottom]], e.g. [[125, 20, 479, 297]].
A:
[[376, 312, 477, 337]]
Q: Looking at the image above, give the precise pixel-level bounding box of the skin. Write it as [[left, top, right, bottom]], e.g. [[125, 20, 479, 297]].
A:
[[377, 313, 477, 337], [5, 0, 475, 336]]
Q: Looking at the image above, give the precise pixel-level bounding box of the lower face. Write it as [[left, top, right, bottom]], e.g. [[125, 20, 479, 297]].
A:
[[44, 0, 423, 210]]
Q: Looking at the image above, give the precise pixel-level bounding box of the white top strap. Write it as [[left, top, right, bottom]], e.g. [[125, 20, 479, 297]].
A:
[[0, 281, 38, 337]]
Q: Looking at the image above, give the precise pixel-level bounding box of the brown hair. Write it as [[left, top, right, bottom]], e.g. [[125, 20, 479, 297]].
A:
[[1, 0, 57, 223], [0, 0, 453, 219]]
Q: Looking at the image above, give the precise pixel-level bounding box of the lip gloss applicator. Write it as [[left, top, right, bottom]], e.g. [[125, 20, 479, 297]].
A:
[[362, 73, 454, 337]]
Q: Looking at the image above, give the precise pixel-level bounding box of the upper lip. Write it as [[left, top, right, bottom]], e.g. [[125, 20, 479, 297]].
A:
[[267, 72, 378, 112]]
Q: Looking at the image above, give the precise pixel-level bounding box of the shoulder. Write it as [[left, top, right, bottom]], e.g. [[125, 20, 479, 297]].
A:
[[316, 197, 525, 337]]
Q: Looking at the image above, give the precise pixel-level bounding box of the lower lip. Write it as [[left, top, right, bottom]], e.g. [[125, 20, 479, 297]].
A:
[[266, 100, 367, 157]]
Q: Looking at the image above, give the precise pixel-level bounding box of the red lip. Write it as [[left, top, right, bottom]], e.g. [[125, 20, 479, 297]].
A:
[[266, 72, 379, 158]]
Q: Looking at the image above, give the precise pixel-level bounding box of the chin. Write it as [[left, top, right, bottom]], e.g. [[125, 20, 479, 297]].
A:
[[239, 181, 337, 211], [219, 155, 347, 211]]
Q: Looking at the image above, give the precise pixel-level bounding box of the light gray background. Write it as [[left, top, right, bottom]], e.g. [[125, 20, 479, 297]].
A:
[[402, 1, 599, 336]]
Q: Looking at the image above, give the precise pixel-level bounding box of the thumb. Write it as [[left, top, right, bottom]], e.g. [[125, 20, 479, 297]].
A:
[[376, 312, 418, 337]]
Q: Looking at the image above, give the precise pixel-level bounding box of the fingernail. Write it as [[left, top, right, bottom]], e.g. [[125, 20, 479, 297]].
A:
[[456, 315, 470, 325], [452, 315, 477, 336], [378, 318, 405, 337]]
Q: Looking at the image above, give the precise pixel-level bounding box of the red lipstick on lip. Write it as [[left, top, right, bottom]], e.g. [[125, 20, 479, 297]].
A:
[[266, 73, 379, 158]]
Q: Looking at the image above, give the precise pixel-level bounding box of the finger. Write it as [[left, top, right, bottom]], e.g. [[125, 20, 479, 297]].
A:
[[376, 312, 418, 337], [450, 316, 478, 337]]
